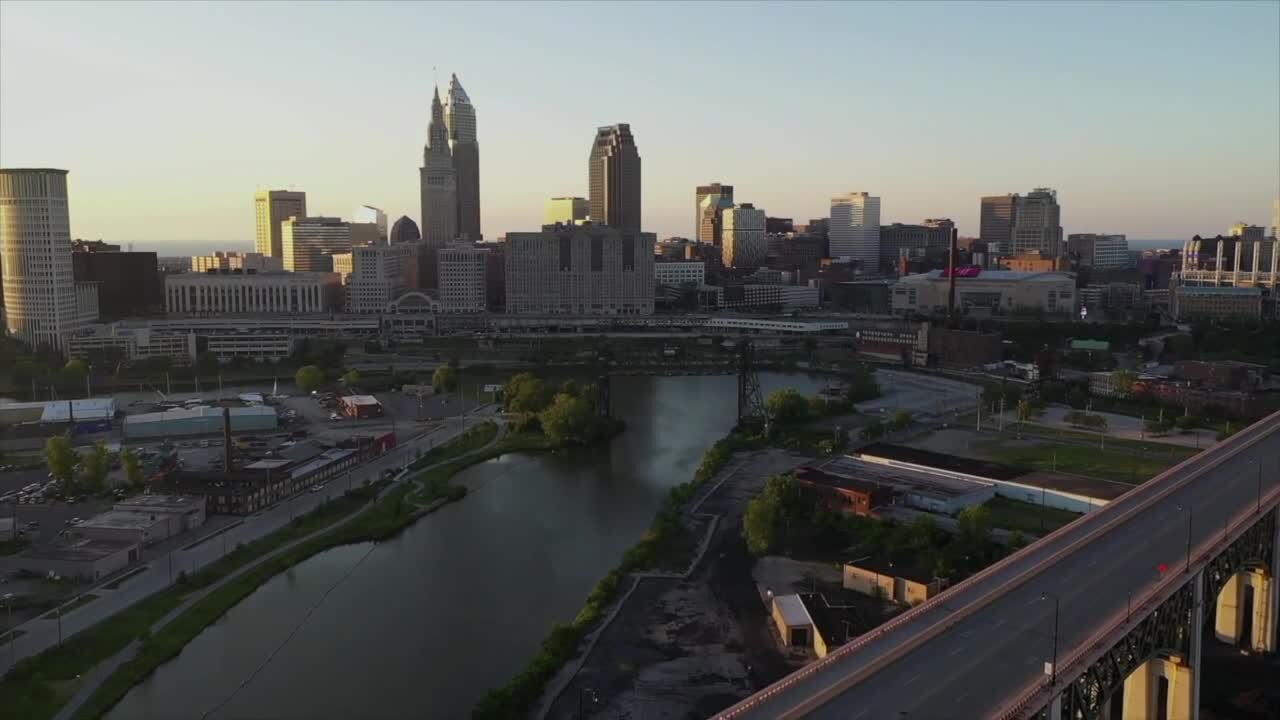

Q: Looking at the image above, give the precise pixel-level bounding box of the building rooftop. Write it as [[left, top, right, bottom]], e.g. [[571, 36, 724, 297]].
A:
[[113, 495, 204, 512], [794, 467, 886, 496], [901, 269, 1073, 283], [341, 395, 380, 406], [38, 398, 118, 423], [773, 594, 815, 628], [74, 511, 162, 531], [19, 537, 136, 562], [845, 556, 937, 585], [125, 405, 277, 425], [857, 443, 1028, 481], [818, 455, 995, 501], [1177, 286, 1263, 296]]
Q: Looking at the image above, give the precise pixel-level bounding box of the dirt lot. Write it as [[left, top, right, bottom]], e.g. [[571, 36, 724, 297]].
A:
[[546, 448, 809, 720]]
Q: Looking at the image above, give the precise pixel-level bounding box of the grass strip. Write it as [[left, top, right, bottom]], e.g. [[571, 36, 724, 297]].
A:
[[983, 496, 1081, 536], [976, 440, 1181, 484]]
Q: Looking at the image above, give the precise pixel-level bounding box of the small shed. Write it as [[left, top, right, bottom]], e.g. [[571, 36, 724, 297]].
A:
[[771, 594, 828, 657]]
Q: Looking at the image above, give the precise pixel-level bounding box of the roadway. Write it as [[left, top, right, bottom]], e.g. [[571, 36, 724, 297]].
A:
[[719, 413, 1280, 720], [0, 413, 487, 678]]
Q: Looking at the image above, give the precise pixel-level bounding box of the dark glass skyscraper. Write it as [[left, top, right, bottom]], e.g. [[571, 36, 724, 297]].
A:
[[588, 124, 641, 230], [445, 74, 481, 242]]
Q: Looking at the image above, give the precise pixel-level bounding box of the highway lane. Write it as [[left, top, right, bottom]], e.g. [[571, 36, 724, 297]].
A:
[[0, 416, 483, 678], [723, 418, 1280, 720]]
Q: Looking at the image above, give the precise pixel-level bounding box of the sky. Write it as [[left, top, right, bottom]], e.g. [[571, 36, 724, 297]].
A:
[[1, 0, 1278, 253]]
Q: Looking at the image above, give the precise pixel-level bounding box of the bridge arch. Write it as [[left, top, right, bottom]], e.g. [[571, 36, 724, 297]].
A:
[[1203, 510, 1276, 653]]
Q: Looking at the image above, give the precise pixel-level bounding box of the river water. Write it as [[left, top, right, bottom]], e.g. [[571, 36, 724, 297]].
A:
[[106, 373, 827, 720]]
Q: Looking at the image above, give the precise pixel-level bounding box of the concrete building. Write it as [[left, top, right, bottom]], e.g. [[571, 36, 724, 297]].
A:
[[1171, 285, 1263, 321], [843, 559, 946, 606], [13, 537, 140, 581], [891, 269, 1076, 317], [829, 192, 881, 271], [879, 219, 954, 272], [771, 594, 827, 658], [588, 124, 641, 230], [352, 205, 388, 242], [254, 190, 306, 258], [979, 194, 1017, 255], [343, 243, 412, 314], [389, 215, 421, 244], [446, 74, 481, 242], [67, 325, 196, 364], [720, 284, 819, 310], [165, 271, 341, 314], [1068, 233, 1130, 270], [437, 244, 488, 313], [190, 251, 283, 273], [722, 203, 767, 269], [653, 260, 705, 287], [793, 467, 893, 516], [282, 217, 353, 272], [545, 197, 590, 226], [420, 86, 457, 247], [75, 495, 205, 546], [72, 247, 162, 320], [695, 182, 734, 245], [505, 223, 654, 315], [155, 445, 357, 515], [1011, 188, 1063, 257], [814, 455, 996, 516], [0, 168, 80, 348]]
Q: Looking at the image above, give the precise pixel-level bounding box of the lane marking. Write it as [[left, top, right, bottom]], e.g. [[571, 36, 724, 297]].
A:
[[904, 674, 920, 687], [949, 646, 964, 657]]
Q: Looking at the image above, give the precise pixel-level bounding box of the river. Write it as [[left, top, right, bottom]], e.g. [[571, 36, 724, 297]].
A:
[[106, 373, 828, 720]]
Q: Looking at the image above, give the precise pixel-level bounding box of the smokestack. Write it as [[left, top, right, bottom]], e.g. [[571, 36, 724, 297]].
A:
[[947, 227, 958, 324], [222, 407, 233, 474]]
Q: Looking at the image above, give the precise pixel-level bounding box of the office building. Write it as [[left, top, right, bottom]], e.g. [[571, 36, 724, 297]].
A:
[[1011, 188, 1063, 257], [344, 244, 412, 314], [389, 215, 421, 244], [879, 219, 954, 271], [0, 168, 81, 348], [437, 244, 487, 313], [654, 260, 706, 287], [165, 271, 341, 314], [695, 182, 734, 245], [505, 223, 654, 315], [891, 269, 1076, 317], [829, 192, 881, 270], [352, 206, 388, 242], [722, 204, 767, 269], [979, 194, 1017, 255], [1228, 222, 1265, 243], [281, 217, 353, 272], [766, 217, 794, 234], [72, 247, 162, 320], [545, 197, 590, 225], [254, 190, 306, 258], [446, 74, 481, 242], [720, 284, 820, 310], [588, 124, 641, 230], [191, 251, 283, 274], [1067, 233, 1130, 270], [420, 86, 457, 247], [1171, 285, 1264, 321]]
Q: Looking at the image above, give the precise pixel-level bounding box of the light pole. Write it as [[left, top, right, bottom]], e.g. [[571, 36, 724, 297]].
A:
[[1177, 504, 1193, 574], [1256, 459, 1263, 514], [1041, 592, 1060, 688], [3, 592, 14, 666]]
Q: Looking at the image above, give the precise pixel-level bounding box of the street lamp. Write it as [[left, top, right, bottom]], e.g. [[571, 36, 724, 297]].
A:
[[577, 686, 598, 719], [1176, 503, 1193, 573], [3, 592, 14, 666], [1041, 592, 1060, 688]]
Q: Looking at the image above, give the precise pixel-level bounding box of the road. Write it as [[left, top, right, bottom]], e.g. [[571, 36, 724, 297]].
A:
[[0, 412, 489, 678], [719, 413, 1280, 720]]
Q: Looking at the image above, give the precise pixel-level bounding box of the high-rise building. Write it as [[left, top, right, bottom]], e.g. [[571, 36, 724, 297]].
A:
[[389, 216, 421, 244], [0, 168, 80, 348], [420, 87, 457, 248], [344, 244, 412, 314], [281, 217, 353, 272], [829, 192, 881, 271], [191, 251, 283, 273], [1227, 222, 1266, 243], [353, 206, 388, 242], [545, 197, 590, 225], [722, 204, 767, 269], [254, 190, 307, 258], [588, 124, 641, 230], [1067, 234, 1130, 270], [437, 244, 488, 313], [879, 219, 955, 270], [695, 183, 734, 245], [1011, 188, 1063, 257], [446, 74, 481, 242], [505, 224, 654, 315], [72, 247, 162, 320], [979, 194, 1018, 255], [1272, 199, 1279, 239]]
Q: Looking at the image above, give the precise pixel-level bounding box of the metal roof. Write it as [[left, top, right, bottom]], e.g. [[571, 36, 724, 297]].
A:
[[39, 398, 117, 423], [773, 594, 815, 628]]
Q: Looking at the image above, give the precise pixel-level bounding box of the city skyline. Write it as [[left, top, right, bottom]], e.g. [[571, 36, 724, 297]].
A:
[[1, 1, 1277, 248]]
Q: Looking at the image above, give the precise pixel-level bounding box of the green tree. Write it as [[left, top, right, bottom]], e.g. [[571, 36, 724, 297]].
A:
[[957, 505, 993, 544], [742, 475, 809, 555], [503, 372, 553, 413], [42, 434, 77, 492], [195, 351, 220, 376], [559, 380, 580, 398], [845, 366, 881, 403], [294, 365, 325, 392], [121, 447, 143, 488], [63, 358, 88, 379], [432, 366, 458, 394], [766, 388, 809, 424], [743, 494, 778, 555], [539, 392, 597, 445], [341, 369, 361, 386], [1066, 385, 1090, 410], [887, 410, 913, 431], [1111, 370, 1137, 398], [861, 419, 886, 441], [80, 441, 113, 493], [1008, 530, 1028, 551]]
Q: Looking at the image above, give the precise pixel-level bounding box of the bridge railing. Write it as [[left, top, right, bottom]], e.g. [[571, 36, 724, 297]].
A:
[[993, 482, 1280, 720], [713, 409, 1280, 719]]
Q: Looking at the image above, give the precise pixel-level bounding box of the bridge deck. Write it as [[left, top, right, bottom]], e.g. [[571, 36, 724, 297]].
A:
[[718, 412, 1280, 720]]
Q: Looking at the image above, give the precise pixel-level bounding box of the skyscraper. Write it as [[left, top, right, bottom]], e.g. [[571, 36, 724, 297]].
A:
[[545, 197, 590, 225], [588, 124, 641, 230], [979, 194, 1017, 255], [281, 217, 353, 272], [255, 190, 307, 258], [695, 183, 734, 245], [353, 205, 388, 242], [445, 74, 481, 242], [505, 224, 654, 315], [829, 192, 881, 270], [721, 203, 767, 269], [0, 168, 79, 348], [420, 87, 457, 248], [1011, 188, 1063, 257]]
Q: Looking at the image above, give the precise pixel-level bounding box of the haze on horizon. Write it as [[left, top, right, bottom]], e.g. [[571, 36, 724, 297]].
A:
[[1, 0, 1277, 250]]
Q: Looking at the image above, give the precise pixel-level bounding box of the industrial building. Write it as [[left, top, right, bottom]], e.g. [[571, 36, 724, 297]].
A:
[[123, 405, 277, 439], [813, 455, 996, 515], [0, 398, 117, 432], [843, 558, 948, 606], [154, 444, 357, 514], [13, 537, 140, 581], [75, 495, 207, 545], [339, 395, 383, 419]]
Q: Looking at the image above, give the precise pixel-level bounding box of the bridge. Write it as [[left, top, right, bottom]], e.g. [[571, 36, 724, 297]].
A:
[[715, 411, 1280, 720]]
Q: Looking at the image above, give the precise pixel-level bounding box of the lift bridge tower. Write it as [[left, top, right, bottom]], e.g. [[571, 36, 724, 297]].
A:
[[737, 340, 767, 423]]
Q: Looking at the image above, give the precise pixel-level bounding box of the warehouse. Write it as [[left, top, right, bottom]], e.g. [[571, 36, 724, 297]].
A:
[[123, 405, 277, 439], [0, 398, 117, 429], [74, 511, 172, 546], [14, 537, 140, 581], [340, 395, 383, 419], [815, 455, 996, 515]]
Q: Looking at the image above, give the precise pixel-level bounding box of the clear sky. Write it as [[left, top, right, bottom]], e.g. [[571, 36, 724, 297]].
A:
[[2, 0, 1277, 252]]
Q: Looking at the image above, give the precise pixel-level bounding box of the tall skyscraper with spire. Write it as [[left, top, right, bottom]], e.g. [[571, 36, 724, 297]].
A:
[[588, 124, 641, 230], [420, 86, 457, 248], [445, 74, 481, 242]]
